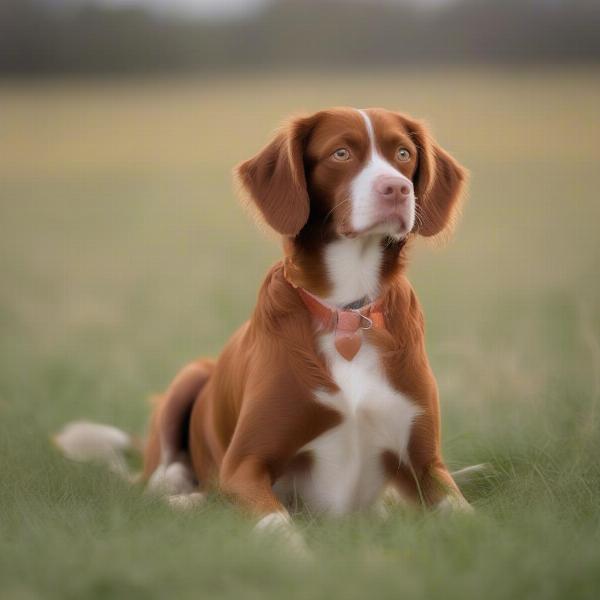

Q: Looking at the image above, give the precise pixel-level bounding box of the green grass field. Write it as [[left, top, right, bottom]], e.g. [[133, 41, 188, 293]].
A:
[[1, 68, 600, 599]]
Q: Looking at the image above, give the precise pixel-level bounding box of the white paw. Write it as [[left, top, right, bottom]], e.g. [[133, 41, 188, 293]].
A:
[[374, 486, 406, 519], [254, 512, 309, 556], [147, 462, 196, 497], [436, 494, 474, 514], [167, 492, 206, 510]]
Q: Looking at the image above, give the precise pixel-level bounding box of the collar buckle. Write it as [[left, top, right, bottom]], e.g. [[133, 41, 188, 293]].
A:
[[355, 311, 373, 330]]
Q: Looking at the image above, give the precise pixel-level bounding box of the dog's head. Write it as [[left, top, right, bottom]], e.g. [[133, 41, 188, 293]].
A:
[[236, 107, 467, 241]]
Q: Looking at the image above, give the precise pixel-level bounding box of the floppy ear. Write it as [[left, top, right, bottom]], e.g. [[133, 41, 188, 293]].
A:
[[405, 118, 468, 237], [236, 116, 315, 237]]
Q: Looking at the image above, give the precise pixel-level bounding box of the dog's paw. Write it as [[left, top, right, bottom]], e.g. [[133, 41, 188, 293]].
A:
[[254, 512, 309, 556], [147, 462, 196, 497], [436, 494, 474, 515], [167, 492, 206, 511], [374, 486, 406, 519]]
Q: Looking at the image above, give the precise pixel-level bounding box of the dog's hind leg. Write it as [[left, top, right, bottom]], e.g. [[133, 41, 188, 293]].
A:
[[143, 358, 214, 499]]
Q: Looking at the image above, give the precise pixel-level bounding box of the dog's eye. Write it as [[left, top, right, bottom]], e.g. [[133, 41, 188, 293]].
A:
[[332, 148, 351, 161], [397, 147, 411, 162]]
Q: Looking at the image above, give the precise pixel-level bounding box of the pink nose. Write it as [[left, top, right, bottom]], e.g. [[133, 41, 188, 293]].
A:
[[374, 175, 413, 203]]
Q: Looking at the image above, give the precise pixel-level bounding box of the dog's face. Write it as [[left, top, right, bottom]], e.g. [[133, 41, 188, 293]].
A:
[[303, 108, 419, 240], [237, 107, 466, 241]]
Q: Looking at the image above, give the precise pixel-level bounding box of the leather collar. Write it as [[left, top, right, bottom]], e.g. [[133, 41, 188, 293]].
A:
[[293, 285, 386, 361]]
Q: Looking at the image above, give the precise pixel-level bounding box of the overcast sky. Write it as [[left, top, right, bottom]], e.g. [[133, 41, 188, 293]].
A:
[[101, 0, 270, 18], [51, 0, 455, 20]]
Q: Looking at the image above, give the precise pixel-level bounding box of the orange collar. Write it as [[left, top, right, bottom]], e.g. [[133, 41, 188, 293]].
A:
[[294, 286, 386, 361]]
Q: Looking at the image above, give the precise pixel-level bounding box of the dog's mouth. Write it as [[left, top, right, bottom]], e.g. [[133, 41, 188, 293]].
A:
[[340, 214, 410, 240]]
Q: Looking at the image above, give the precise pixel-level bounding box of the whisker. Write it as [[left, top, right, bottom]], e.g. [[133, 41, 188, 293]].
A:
[[323, 197, 351, 225], [414, 202, 425, 229], [322, 197, 352, 241]]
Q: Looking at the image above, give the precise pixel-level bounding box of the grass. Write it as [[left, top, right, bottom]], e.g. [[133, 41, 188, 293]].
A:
[[1, 67, 600, 599]]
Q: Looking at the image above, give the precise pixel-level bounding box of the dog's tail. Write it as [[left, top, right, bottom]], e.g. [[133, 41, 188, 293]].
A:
[[52, 420, 142, 482]]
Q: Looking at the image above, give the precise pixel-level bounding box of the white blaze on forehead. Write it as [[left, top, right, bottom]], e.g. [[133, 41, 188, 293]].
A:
[[358, 109, 376, 152], [349, 109, 415, 236]]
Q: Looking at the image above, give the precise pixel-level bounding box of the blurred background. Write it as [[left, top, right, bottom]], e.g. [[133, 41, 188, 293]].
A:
[[3, 0, 600, 74], [2, 0, 599, 392], [1, 1, 600, 598]]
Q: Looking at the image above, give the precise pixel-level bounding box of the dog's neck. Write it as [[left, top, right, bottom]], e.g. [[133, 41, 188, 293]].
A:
[[284, 234, 407, 309], [319, 236, 385, 307]]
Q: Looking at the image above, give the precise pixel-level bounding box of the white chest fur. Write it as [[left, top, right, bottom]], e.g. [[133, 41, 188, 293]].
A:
[[321, 237, 383, 307], [276, 333, 420, 516], [273, 234, 420, 515]]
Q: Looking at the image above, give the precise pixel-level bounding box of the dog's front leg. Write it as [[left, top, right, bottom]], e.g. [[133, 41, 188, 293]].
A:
[[387, 459, 472, 513], [385, 409, 473, 513], [220, 454, 307, 553]]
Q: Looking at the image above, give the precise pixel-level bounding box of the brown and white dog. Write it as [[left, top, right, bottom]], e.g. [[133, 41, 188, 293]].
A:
[[56, 107, 476, 543]]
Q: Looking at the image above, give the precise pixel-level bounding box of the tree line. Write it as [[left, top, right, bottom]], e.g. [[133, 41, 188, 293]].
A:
[[1, 0, 599, 75]]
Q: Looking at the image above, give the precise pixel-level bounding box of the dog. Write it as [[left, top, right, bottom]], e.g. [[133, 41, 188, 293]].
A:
[[56, 107, 480, 545]]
